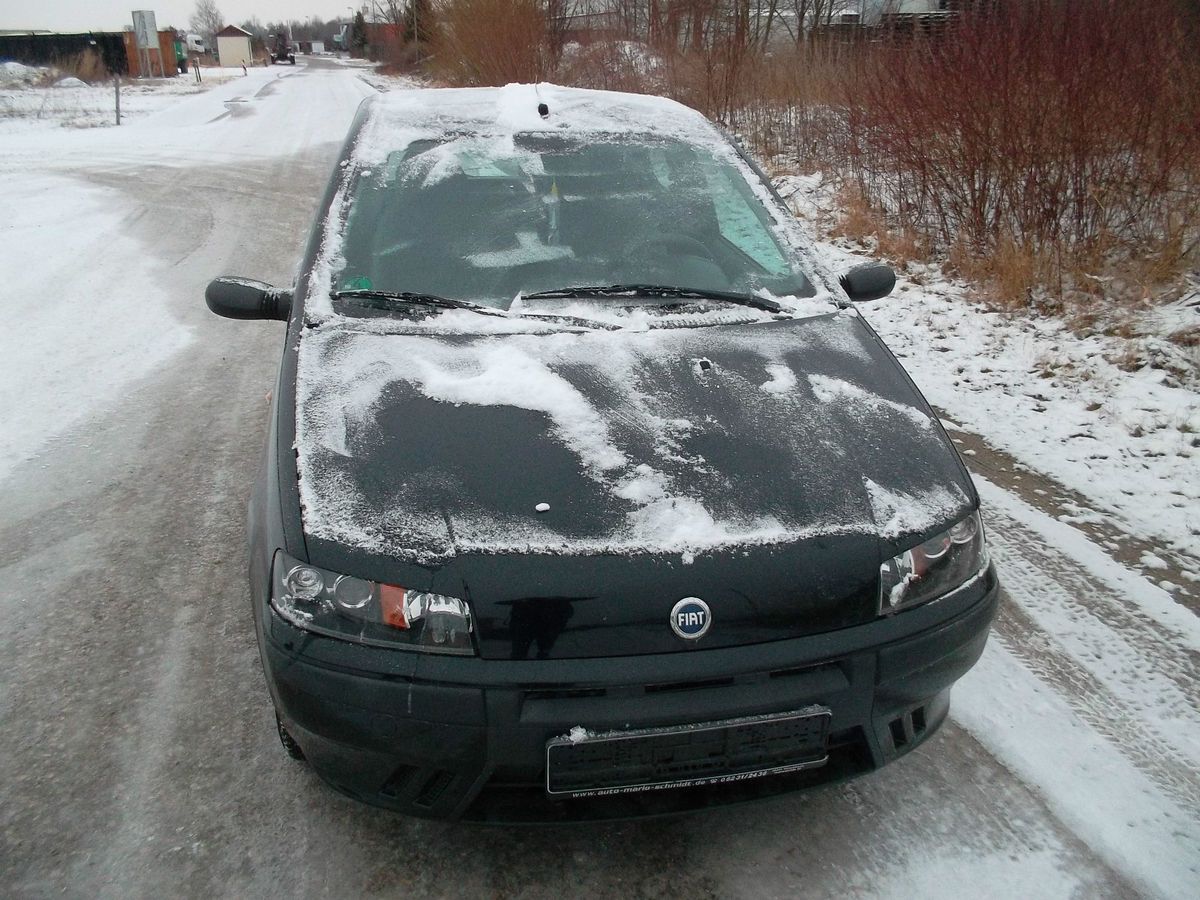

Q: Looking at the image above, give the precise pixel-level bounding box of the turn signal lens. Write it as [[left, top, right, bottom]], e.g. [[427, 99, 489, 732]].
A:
[[379, 584, 410, 629]]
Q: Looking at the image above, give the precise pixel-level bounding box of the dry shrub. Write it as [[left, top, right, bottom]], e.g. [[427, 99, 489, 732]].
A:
[[716, 43, 860, 166], [847, 0, 1200, 300], [832, 184, 924, 268], [949, 235, 1045, 309], [877, 225, 923, 268], [430, 0, 1198, 314], [429, 0, 551, 86], [557, 40, 666, 94], [367, 23, 407, 69], [375, 41, 423, 76], [59, 48, 108, 83], [834, 185, 881, 246]]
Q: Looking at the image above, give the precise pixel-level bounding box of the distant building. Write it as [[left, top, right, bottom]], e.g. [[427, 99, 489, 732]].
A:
[[215, 24, 253, 67]]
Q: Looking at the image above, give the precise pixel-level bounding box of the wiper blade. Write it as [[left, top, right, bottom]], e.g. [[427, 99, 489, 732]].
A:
[[332, 289, 499, 314], [520, 284, 782, 313]]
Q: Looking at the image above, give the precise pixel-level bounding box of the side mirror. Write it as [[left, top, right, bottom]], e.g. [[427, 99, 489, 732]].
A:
[[839, 262, 896, 303], [205, 276, 292, 320]]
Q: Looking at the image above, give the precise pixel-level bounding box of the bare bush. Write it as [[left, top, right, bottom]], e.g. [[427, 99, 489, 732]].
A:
[[846, 0, 1200, 296], [429, 0, 551, 85], [58, 49, 109, 83]]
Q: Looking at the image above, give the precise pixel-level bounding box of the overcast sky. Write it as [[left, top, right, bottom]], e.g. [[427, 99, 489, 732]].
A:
[[0, 1, 363, 32]]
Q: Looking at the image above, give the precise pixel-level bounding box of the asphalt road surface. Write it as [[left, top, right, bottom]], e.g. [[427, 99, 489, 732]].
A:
[[1, 58, 1195, 899]]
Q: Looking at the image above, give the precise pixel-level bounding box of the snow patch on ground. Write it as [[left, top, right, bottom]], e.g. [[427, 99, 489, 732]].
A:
[[779, 172, 1200, 559], [853, 846, 1094, 900], [953, 639, 1200, 900], [977, 475, 1200, 642], [0, 61, 375, 486], [0, 67, 249, 132], [0, 174, 191, 484]]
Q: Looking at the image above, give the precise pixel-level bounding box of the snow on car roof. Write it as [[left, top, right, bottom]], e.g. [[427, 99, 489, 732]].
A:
[[356, 83, 724, 157]]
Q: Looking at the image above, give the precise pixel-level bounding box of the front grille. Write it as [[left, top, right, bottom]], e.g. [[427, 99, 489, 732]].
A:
[[519, 661, 847, 707], [546, 708, 830, 796], [644, 676, 736, 694]]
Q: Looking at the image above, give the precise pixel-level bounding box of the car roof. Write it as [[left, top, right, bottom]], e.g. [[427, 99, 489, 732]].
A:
[[354, 84, 724, 161]]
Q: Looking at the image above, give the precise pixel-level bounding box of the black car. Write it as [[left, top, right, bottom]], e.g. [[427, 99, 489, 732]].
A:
[[207, 85, 999, 821]]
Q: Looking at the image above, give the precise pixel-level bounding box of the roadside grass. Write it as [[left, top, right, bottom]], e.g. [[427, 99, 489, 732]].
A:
[[0, 64, 243, 129]]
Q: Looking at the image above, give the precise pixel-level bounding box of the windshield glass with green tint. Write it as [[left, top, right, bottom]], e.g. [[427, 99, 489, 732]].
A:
[[334, 134, 814, 309]]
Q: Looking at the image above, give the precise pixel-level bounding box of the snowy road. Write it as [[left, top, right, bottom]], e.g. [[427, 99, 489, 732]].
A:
[[1, 59, 1196, 899]]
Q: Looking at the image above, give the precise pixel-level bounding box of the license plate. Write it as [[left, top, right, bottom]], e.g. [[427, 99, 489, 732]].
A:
[[545, 706, 831, 798]]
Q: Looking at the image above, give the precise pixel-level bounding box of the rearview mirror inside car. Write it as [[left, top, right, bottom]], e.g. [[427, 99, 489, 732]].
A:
[[205, 277, 292, 321], [839, 263, 896, 303]]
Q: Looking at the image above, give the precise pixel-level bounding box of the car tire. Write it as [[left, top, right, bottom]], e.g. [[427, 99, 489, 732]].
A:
[[275, 711, 306, 761]]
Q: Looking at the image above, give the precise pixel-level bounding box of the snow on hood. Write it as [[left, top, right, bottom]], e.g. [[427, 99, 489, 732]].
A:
[[295, 313, 971, 565]]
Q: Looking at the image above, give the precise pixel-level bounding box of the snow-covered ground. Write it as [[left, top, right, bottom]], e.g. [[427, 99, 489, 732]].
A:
[[0, 62, 258, 131], [778, 172, 1200, 563], [1, 64, 1197, 898], [0, 62, 375, 484], [778, 170, 1200, 897]]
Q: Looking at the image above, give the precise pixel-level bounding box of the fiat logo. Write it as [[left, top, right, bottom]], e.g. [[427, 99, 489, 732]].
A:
[[670, 597, 712, 640]]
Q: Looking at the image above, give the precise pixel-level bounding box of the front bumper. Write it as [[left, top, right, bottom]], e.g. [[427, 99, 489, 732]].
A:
[[261, 566, 1000, 822]]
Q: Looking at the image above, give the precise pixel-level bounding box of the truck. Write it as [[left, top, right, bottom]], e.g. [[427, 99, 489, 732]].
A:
[[269, 34, 296, 65]]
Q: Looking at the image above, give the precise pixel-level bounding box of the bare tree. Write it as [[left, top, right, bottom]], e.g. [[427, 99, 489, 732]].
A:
[[238, 17, 267, 40], [189, 0, 224, 43], [407, 0, 434, 45]]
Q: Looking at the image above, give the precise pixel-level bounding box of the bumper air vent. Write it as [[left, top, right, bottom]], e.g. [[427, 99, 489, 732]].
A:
[[887, 705, 929, 751], [414, 770, 457, 808]]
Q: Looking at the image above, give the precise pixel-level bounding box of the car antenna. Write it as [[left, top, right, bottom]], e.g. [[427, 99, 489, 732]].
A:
[[534, 84, 549, 119]]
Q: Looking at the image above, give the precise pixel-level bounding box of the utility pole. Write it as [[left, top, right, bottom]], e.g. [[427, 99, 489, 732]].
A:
[[114, 74, 120, 125]]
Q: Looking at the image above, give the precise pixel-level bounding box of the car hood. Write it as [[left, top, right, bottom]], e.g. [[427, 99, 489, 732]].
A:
[[293, 312, 973, 658]]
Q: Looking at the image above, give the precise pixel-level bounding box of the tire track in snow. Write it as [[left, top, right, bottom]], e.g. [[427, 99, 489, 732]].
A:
[[980, 494, 1200, 813], [992, 599, 1200, 812], [987, 503, 1200, 709]]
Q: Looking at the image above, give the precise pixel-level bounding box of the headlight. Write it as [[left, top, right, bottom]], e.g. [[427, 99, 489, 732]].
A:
[[270, 551, 474, 654], [879, 511, 989, 615]]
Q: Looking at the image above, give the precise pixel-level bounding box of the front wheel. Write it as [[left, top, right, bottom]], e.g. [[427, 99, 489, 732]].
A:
[[275, 711, 306, 761]]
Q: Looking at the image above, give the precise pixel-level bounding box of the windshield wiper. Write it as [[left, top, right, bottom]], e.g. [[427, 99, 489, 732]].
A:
[[520, 284, 783, 313], [332, 289, 501, 315]]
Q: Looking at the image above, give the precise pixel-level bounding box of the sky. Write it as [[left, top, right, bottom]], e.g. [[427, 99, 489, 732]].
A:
[[0, 1, 363, 32]]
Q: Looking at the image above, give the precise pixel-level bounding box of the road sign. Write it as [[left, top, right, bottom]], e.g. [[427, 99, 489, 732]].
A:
[[132, 10, 158, 50]]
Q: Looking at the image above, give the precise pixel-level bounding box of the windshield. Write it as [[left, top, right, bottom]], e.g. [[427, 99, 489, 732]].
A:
[[333, 134, 814, 309]]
